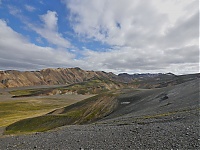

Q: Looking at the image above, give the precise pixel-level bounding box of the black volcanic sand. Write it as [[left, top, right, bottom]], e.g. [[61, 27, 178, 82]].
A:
[[0, 79, 199, 149]]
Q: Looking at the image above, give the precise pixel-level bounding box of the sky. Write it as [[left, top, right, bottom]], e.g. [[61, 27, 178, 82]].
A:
[[0, 0, 199, 74]]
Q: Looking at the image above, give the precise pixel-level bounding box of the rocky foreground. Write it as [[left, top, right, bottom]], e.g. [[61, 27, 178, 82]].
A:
[[0, 109, 199, 150], [0, 79, 199, 149]]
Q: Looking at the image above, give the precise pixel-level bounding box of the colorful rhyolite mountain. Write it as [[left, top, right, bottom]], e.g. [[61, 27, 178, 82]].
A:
[[0, 68, 117, 88], [0, 67, 199, 88]]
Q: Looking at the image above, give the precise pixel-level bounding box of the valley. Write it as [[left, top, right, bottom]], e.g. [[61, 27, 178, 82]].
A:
[[0, 68, 199, 149], [0, 87, 93, 128], [0, 0, 198, 149]]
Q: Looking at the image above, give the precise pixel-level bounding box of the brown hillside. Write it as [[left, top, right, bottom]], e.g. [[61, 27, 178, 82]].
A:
[[0, 68, 117, 88]]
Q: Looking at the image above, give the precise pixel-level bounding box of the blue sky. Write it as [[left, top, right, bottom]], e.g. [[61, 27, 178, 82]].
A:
[[0, 0, 199, 74]]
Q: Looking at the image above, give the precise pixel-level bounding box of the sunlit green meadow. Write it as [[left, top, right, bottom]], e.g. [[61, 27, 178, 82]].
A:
[[0, 94, 92, 127]]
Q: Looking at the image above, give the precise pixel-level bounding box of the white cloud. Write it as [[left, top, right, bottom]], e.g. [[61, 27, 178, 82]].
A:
[[0, 17, 198, 74], [0, 19, 75, 70], [24, 4, 36, 12], [61, 0, 199, 74], [7, 8, 71, 48], [1, 0, 199, 74], [40, 11, 58, 31], [8, 5, 22, 16], [36, 37, 43, 44], [64, 0, 198, 49], [151, 0, 198, 25], [28, 11, 71, 48], [80, 45, 199, 74], [64, 0, 164, 47], [159, 12, 199, 48]]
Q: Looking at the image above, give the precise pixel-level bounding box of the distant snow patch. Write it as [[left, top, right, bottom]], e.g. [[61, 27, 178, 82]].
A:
[[121, 102, 130, 105]]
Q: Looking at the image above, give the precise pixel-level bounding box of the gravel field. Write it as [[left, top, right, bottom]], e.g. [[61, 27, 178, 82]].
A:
[[0, 110, 199, 150], [0, 79, 199, 149]]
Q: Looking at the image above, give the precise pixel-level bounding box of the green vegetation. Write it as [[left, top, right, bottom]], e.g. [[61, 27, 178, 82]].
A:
[[0, 100, 55, 128], [0, 94, 91, 128], [8, 78, 125, 98], [5, 115, 72, 134], [9, 89, 47, 97], [58, 78, 124, 95], [139, 108, 197, 120], [5, 92, 119, 135], [3, 78, 124, 135]]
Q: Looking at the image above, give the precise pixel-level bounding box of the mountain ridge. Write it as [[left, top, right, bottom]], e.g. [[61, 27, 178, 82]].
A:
[[0, 67, 199, 88], [0, 68, 117, 88]]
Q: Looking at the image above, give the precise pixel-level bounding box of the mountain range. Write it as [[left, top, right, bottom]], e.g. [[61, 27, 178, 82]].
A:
[[0, 67, 199, 88], [0, 67, 199, 149], [0, 68, 116, 88]]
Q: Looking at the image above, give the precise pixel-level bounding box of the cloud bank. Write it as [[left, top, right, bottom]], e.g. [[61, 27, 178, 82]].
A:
[[0, 20, 75, 70], [0, 0, 198, 74]]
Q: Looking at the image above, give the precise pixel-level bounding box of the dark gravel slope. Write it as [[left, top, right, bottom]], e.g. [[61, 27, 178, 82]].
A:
[[0, 79, 199, 149]]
